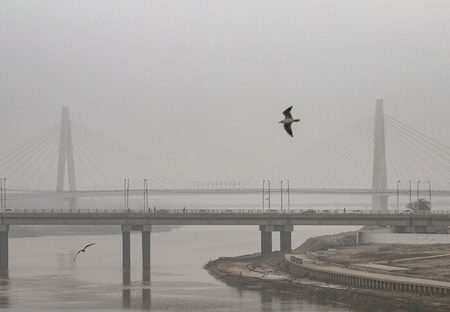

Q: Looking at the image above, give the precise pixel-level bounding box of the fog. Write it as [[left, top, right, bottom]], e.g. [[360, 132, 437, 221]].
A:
[[1, 0, 450, 181]]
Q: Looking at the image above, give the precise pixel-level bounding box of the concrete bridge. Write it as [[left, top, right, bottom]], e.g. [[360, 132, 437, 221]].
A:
[[1, 209, 450, 284]]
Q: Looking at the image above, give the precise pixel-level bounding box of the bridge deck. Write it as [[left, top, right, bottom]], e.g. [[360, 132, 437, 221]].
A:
[[1, 209, 450, 227]]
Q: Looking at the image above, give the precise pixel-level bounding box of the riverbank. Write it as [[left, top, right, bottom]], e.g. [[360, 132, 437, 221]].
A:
[[205, 232, 450, 312]]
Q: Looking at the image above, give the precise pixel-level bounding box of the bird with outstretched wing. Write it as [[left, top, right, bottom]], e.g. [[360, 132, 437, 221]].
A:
[[279, 106, 301, 137], [73, 243, 96, 262]]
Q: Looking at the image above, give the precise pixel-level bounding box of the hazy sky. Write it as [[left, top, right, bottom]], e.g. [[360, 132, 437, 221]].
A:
[[1, 0, 450, 180]]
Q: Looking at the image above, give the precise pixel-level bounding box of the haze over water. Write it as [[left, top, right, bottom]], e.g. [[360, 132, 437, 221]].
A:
[[0, 225, 358, 311]]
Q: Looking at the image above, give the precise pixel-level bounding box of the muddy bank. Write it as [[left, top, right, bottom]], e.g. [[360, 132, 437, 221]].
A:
[[204, 232, 450, 312]]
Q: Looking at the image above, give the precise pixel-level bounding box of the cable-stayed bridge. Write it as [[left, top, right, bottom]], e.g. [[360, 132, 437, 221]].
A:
[[0, 100, 450, 283], [1, 100, 450, 211]]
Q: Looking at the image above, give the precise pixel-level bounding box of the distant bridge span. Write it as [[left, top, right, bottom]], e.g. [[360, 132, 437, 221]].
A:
[[6, 188, 450, 200]]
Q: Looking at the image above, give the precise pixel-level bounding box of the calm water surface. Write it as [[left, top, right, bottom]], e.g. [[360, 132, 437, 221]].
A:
[[0, 225, 359, 311]]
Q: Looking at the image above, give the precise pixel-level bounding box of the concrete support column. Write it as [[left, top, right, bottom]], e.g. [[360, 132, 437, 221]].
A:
[[0, 225, 8, 277], [122, 225, 131, 285], [280, 231, 292, 252], [279, 225, 294, 253], [259, 226, 272, 254], [142, 225, 152, 283]]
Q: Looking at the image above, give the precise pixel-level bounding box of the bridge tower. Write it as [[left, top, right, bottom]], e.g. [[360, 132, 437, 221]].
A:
[[56, 107, 77, 209], [371, 99, 388, 211]]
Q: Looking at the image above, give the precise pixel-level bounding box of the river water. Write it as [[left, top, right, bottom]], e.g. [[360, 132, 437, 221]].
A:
[[0, 225, 359, 311]]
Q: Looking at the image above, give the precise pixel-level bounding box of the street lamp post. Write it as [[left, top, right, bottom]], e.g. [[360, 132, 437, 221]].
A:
[[427, 180, 431, 208], [417, 180, 421, 202], [262, 180, 265, 211], [287, 179, 291, 212], [397, 180, 400, 211], [280, 180, 283, 212], [409, 180, 412, 209]]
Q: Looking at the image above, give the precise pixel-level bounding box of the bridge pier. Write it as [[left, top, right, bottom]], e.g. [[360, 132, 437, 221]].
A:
[[280, 225, 293, 252], [260, 226, 272, 254], [260, 225, 293, 254], [122, 226, 131, 285], [142, 225, 152, 283], [0, 225, 8, 277], [122, 225, 152, 285]]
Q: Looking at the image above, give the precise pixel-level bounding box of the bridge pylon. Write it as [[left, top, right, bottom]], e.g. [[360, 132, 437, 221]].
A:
[[371, 99, 388, 211], [56, 107, 77, 209]]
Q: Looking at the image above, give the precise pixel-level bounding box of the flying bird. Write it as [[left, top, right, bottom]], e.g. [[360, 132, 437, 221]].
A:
[[279, 106, 301, 137], [73, 243, 96, 262]]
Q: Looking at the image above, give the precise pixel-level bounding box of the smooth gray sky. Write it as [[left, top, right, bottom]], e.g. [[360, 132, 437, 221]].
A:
[[1, 0, 450, 180]]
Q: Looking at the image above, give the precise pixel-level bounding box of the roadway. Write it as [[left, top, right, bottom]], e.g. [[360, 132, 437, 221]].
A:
[[1, 209, 450, 227]]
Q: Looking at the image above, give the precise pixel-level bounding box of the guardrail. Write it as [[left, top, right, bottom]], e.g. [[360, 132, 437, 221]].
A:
[[1, 208, 450, 216]]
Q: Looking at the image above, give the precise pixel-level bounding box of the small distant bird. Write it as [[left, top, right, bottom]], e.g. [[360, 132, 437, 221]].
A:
[[73, 243, 95, 262], [279, 106, 301, 137]]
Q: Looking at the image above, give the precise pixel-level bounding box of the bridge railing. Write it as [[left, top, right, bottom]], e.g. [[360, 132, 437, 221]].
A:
[[1, 208, 450, 215]]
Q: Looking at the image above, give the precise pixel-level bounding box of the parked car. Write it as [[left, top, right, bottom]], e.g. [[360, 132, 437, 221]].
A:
[[321, 209, 331, 214], [353, 210, 363, 214], [400, 209, 412, 214], [304, 209, 316, 214]]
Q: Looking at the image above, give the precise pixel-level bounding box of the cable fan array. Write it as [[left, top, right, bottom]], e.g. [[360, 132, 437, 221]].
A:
[[247, 114, 450, 191], [0, 113, 449, 192]]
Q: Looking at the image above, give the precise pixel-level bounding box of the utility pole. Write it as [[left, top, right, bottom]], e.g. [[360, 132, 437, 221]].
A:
[[267, 180, 271, 210], [409, 180, 412, 208], [124, 179, 130, 211], [144, 179, 149, 211], [0, 178, 3, 210], [0, 178, 4, 210], [287, 179, 290, 212], [262, 180, 265, 211], [397, 180, 400, 211], [427, 180, 431, 208], [280, 180, 283, 212], [417, 180, 421, 202]]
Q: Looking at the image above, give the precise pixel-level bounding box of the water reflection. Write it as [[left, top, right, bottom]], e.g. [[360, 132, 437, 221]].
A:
[[122, 286, 151, 310], [260, 290, 273, 312], [279, 293, 294, 312], [142, 288, 151, 310], [122, 288, 131, 309], [0, 277, 9, 308]]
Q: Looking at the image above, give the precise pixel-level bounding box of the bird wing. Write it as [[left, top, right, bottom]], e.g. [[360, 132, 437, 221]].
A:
[[73, 251, 82, 262], [283, 106, 293, 119], [84, 243, 96, 249], [284, 123, 293, 137]]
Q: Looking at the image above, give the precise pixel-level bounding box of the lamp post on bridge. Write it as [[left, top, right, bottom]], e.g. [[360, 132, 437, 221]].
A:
[[287, 179, 290, 212], [262, 180, 265, 211], [417, 180, 421, 202], [409, 180, 412, 209], [397, 180, 400, 211], [427, 180, 431, 208], [280, 180, 283, 212]]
